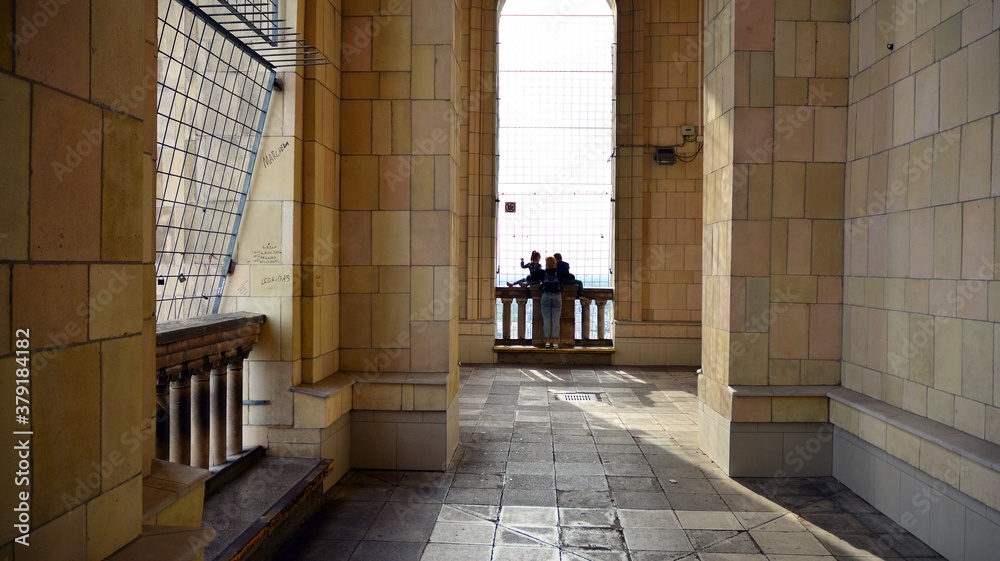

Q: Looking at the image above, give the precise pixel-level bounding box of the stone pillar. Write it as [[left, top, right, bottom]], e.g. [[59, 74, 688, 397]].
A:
[[699, 0, 848, 476], [337, 0, 463, 470]]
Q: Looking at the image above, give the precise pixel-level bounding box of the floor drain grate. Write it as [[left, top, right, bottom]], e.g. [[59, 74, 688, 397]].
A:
[[555, 393, 600, 402]]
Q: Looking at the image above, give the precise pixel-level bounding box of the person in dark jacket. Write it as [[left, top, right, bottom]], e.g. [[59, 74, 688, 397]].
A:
[[507, 250, 542, 287], [553, 253, 585, 298]]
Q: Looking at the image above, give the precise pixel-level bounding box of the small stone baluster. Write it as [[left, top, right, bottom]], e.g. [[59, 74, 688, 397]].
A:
[[581, 297, 592, 341], [516, 296, 529, 341], [155, 374, 170, 460], [169, 371, 192, 465], [596, 298, 608, 340], [226, 350, 246, 457], [501, 297, 513, 342], [190, 362, 211, 469], [209, 357, 227, 466]]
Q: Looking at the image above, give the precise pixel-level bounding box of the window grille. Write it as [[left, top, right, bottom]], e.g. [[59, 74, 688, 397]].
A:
[[154, 0, 277, 320], [496, 6, 615, 290], [155, 0, 321, 320]]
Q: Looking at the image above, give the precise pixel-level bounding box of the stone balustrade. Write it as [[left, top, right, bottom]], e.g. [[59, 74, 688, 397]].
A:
[[495, 286, 614, 348], [155, 312, 266, 469]]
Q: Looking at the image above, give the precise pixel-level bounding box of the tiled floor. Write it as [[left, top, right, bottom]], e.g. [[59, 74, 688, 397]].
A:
[[276, 365, 946, 560]]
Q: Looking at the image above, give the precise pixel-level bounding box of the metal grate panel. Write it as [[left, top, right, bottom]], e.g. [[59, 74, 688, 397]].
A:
[[154, 0, 276, 320], [555, 393, 600, 402]]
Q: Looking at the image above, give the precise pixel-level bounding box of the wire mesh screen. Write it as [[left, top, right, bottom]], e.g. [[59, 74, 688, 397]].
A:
[[496, 7, 615, 289], [198, 0, 280, 43], [155, 0, 275, 320]]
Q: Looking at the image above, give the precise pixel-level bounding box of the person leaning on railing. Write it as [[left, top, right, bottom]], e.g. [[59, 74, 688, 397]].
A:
[[527, 256, 574, 348]]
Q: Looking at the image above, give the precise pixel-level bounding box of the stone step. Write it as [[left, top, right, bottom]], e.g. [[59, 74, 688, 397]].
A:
[[203, 457, 334, 561], [143, 459, 212, 526]]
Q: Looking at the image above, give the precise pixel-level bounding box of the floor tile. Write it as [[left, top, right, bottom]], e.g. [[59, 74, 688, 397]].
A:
[[622, 528, 694, 551], [499, 506, 559, 526], [349, 540, 425, 561], [749, 529, 830, 556], [419, 543, 492, 561], [491, 546, 561, 561], [674, 510, 744, 530], [558, 507, 616, 527], [428, 521, 496, 545]]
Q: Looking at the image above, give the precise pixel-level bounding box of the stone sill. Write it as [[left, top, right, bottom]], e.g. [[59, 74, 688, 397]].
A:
[[829, 387, 1000, 471], [494, 344, 615, 353], [155, 312, 266, 345], [142, 459, 211, 523], [290, 372, 448, 397], [346, 371, 449, 386], [289, 373, 355, 398], [730, 385, 839, 397]]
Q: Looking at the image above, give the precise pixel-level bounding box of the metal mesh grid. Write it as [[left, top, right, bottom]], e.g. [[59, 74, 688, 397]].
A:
[[155, 0, 275, 320], [496, 11, 615, 289], [197, 0, 280, 43]]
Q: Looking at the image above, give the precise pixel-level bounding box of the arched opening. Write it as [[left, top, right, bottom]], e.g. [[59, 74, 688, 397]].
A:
[[495, 0, 616, 292]]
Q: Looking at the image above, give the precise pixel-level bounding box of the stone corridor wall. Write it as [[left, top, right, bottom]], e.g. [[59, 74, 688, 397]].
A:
[[830, 0, 1000, 524], [0, 0, 156, 557], [840, 0, 1000, 451]]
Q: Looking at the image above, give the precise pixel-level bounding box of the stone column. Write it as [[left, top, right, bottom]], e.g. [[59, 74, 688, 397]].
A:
[[226, 351, 245, 457], [699, 0, 848, 476], [190, 362, 211, 468], [209, 357, 228, 466], [169, 372, 192, 465]]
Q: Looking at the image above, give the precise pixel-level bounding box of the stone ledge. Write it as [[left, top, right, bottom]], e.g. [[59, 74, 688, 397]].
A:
[[156, 312, 266, 345], [731, 385, 839, 397], [290, 371, 450, 428], [494, 345, 615, 353], [289, 373, 355, 398], [828, 387, 1000, 470], [143, 459, 212, 523]]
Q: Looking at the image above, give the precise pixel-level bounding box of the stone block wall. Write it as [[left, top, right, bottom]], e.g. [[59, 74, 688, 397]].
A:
[[0, 0, 156, 557], [843, 0, 1000, 451], [832, 0, 1000, 538]]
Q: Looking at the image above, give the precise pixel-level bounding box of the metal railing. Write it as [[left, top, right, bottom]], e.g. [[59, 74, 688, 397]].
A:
[[496, 286, 613, 347], [155, 312, 265, 468]]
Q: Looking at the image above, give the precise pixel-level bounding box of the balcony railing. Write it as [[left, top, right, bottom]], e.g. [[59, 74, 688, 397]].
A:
[[155, 312, 266, 469], [496, 286, 613, 348]]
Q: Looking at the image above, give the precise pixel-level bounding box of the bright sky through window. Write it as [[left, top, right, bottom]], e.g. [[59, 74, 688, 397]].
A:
[[496, 0, 615, 288]]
